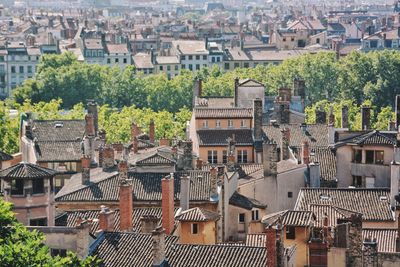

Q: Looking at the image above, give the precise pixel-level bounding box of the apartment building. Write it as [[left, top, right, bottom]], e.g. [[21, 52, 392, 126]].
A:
[[172, 40, 209, 72]]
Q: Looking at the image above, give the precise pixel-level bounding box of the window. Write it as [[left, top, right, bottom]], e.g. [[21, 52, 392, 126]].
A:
[[251, 210, 259, 221], [286, 226, 296, 239], [30, 218, 47, 226], [19, 66, 24, 73], [228, 120, 233, 128], [180, 55, 185, 60], [234, 63, 239, 68], [11, 179, 24, 195], [352, 176, 362, 187], [216, 120, 221, 128], [159, 66, 163, 71], [191, 223, 199, 234], [208, 150, 218, 164], [316, 38, 320, 44], [238, 213, 245, 223], [244, 63, 249, 68], [212, 57, 215, 63], [353, 149, 362, 163], [203, 55, 207, 60], [32, 178, 44, 194], [175, 65, 179, 71], [283, 38, 286, 42], [222, 150, 228, 164], [196, 55, 200, 60], [188, 55, 193, 60], [167, 65, 171, 71], [225, 63, 230, 70], [202, 120, 208, 128], [115, 58, 119, 63], [11, 66, 16, 73], [0, 56, 4, 61], [51, 249, 67, 257], [291, 37, 295, 41], [123, 58, 127, 64], [240, 120, 246, 128], [189, 64, 193, 71], [181, 64, 186, 69], [366, 150, 374, 164], [288, 191, 293, 198], [27, 66, 32, 73], [375, 151, 384, 164], [196, 64, 200, 70], [216, 57, 220, 62], [237, 150, 248, 163]]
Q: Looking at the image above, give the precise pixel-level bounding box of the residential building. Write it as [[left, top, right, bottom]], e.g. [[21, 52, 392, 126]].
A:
[[172, 40, 209, 72]]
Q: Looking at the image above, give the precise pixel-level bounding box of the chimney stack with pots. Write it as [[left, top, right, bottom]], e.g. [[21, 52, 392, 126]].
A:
[[131, 123, 139, 154], [102, 146, 115, 170], [119, 179, 133, 232], [193, 78, 203, 107], [182, 140, 193, 170], [234, 78, 239, 107], [140, 215, 159, 234], [341, 106, 349, 128], [309, 162, 321, 188], [87, 100, 98, 135], [161, 174, 175, 235], [253, 98, 263, 141], [266, 227, 277, 267], [210, 166, 218, 199], [118, 160, 128, 180]]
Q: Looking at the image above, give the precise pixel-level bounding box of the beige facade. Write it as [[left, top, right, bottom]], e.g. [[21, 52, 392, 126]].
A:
[[179, 220, 217, 244]]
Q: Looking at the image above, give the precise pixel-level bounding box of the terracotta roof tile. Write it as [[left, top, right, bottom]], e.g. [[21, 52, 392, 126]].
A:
[[176, 207, 219, 222]]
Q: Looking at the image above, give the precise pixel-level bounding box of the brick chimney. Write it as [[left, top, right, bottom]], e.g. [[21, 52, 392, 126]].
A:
[[341, 106, 349, 128], [234, 77, 239, 107], [118, 160, 128, 180], [315, 107, 327, 124], [102, 146, 115, 169], [131, 123, 139, 154], [119, 180, 133, 232], [328, 106, 335, 125], [81, 155, 91, 185], [140, 215, 159, 233], [99, 205, 115, 232], [159, 138, 170, 146], [266, 227, 277, 267], [161, 174, 175, 235], [301, 140, 310, 165], [180, 175, 190, 211], [280, 128, 290, 161], [275, 102, 290, 124], [149, 119, 155, 144], [263, 140, 278, 177], [193, 78, 203, 107], [210, 166, 218, 198], [85, 114, 95, 137], [361, 106, 372, 130], [87, 100, 98, 135], [253, 98, 263, 141], [152, 226, 166, 266]]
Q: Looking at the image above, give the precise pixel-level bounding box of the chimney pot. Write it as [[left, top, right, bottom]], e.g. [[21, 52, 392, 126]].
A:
[[280, 128, 290, 161], [81, 156, 91, 185], [149, 119, 155, 144], [253, 98, 263, 141], [301, 140, 310, 165], [263, 140, 278, 177], [119, 180, 133, 232], [152, 226, 166, 266], [141, 215, 159, 233], [99, 205, 115, 232], [85, 114, 95, 137]]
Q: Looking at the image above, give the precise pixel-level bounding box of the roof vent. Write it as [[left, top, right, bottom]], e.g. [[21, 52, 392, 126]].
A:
[[320, 194, 331, 201], [379, 195, 388, 201], [54, 122, 63, 128]]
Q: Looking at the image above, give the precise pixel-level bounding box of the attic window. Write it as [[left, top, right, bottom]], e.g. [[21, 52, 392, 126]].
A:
[[320, 194, 331, 201]]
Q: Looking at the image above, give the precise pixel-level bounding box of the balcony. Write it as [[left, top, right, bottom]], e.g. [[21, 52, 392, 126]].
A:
[[350, 162, 390, 178]]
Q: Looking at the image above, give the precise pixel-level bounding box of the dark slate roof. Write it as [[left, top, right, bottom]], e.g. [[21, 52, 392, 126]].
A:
[[31, 120, 85, 162], [55, 207, 178, 234], [31, 120, 85, 142], [336, 131, 396, 147], [175, 207, 219, 222], [262, 124, 329, 148], [0, 150, 13, 161], [0, 162, 56, 179], [193, 108, 253, 118], [91, 232, 267, 267], [55, 170, 212, 203], [295, 188, 394, 221], [197, 129, 253, 146], [310, 148, 337, 182], [35, 141, 82, 162], [229, 191, 267, 210]]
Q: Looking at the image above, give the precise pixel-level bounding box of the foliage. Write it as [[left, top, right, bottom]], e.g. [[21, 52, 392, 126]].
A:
[[0, 199, 100, 267], [0, 99, 192, 154]]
